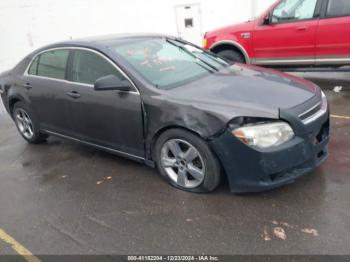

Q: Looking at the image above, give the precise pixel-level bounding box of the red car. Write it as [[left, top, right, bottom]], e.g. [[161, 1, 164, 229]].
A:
[[204, 0, 350, 67]]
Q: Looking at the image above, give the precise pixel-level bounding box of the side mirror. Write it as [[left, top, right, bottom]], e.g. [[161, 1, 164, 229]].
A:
[[262, 14, 271, 25], [94, 75, 132, 92]]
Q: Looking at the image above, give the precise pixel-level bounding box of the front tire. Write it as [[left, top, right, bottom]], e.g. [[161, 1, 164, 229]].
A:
[[12, 102, 48, 144], [217, 49, 245, 64], [154, 129, 221, 193]]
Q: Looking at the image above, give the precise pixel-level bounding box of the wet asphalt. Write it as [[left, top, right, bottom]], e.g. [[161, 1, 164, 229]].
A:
[[0, 72, 349, 256]]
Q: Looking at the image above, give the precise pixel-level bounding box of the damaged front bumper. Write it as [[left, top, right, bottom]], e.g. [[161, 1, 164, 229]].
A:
[[209, 109, 330, 193]]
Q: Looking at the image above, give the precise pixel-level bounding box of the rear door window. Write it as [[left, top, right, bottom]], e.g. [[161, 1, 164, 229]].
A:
[[28, 56, 39, 75], [326, 0, 350, 17], [29, 50, 69, 80]]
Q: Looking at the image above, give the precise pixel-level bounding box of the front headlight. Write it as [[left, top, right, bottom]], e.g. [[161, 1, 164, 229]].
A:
[[232, 122, 295, 149]]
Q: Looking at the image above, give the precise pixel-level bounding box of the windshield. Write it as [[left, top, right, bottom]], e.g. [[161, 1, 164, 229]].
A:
[[110, 38, 229, 89]]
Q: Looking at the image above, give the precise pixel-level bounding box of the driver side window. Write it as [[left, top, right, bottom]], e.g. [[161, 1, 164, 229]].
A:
[[272, 0, 318, 23]]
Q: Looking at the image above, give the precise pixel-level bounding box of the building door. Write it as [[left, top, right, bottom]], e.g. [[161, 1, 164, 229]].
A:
[[175, 4, 203, 46]]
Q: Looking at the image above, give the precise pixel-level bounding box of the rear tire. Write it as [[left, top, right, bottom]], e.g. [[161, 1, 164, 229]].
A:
[[12, 102, 48, 144], [217, 49, 245, 64], [154, 129, 221, 193]]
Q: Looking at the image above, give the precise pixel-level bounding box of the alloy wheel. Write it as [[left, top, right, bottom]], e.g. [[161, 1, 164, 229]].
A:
[[15, 109, 34, 139], [160, 139, 206, 188]]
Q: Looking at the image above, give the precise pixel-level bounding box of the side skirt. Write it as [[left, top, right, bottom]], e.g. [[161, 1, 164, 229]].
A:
[[42, 129, 148, 164], [251, 55, 350, 66]]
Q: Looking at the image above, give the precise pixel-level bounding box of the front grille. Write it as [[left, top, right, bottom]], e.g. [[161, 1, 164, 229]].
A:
[[299, 102, 321, 121], [298, 93, 327, 125]]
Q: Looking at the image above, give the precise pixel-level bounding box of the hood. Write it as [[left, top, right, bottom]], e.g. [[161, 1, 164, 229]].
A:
[[165, 64, 318, 120]]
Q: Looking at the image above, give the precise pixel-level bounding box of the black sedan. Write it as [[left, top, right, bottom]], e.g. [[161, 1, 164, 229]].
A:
[[0, 34, 330, 193]]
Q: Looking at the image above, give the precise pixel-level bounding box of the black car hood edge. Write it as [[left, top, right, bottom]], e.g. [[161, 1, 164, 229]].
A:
[[165, 64, 317, 118]]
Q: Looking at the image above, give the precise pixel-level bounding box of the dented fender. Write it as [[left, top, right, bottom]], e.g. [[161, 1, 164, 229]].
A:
[[142, 93, 279, 161]]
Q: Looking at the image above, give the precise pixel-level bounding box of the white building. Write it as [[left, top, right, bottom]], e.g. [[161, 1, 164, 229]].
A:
[[0, 0, 275, 71]]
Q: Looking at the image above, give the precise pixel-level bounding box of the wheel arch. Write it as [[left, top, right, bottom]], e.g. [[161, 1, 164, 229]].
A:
[[148, 125, 204, 160], [210, 41, 250, 64], [148, 125, 225, 180], [8, 95, 24, 116]]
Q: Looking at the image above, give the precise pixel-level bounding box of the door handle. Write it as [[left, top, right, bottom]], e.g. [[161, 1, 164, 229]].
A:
[[296, 26, 308, 31], [22, 83, 32, 90], [66, 91, 81, 99]]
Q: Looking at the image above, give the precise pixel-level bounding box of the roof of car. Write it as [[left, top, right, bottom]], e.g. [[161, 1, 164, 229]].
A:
[[77, 33, 168, 41], [55, 33, 171, 46], [29, 33, 176, 57]]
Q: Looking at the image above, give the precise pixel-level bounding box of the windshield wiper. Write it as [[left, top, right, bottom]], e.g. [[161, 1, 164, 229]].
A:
[[166, 39, 220, 72], [173, 39, 229, 67], [194, 50, 229, 67]]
